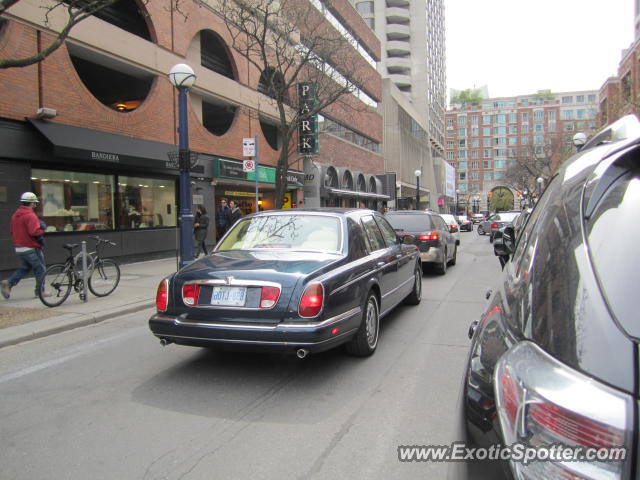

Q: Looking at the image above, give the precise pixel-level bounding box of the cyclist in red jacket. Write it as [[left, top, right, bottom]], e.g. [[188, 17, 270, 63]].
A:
[[1, 192, 50, 299]]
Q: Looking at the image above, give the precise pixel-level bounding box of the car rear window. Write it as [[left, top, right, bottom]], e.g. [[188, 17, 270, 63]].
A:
[[385, 214, 434, 232], [218, 214, 341, 251]]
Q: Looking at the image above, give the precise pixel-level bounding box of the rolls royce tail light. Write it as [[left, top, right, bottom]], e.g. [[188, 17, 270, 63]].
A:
[[156, 279, 169, 312], [495, 341, 631, 480], [260, 286, 280, 309], [182, 284, 200, 306], [298, 283, 324, 317]]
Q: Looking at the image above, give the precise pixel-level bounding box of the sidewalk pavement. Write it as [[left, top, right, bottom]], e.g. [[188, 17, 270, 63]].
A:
[[0, 256, 179, 349]]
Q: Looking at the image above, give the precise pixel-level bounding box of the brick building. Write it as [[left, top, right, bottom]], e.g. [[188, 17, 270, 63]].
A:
[[445, 91, 598, 213], [0, 0, 383, 271]]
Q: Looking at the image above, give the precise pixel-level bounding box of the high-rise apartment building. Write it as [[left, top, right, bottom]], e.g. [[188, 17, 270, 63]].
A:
[[351, 0, 446, 208], [445, 91, 598, 212]]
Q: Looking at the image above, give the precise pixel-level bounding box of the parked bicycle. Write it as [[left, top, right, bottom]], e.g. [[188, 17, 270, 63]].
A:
[[39, 236, 120, 307]]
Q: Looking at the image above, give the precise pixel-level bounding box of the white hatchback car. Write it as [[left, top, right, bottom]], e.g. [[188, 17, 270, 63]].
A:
[[439, 214, 460, 246]]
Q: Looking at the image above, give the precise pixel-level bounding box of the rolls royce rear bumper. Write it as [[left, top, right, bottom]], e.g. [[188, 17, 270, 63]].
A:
[[149, 306, 362, 353]]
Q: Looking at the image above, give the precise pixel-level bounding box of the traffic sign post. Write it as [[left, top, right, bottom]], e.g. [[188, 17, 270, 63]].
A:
[[243, 136, 259, 213]]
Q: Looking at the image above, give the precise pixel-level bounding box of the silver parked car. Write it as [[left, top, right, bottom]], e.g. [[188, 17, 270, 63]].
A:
[[385, 210, 457, 275]]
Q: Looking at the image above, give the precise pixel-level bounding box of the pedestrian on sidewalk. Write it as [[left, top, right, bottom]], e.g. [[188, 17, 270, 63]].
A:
[[1, 192, 50, 299], [193, 204, 209, 257], [216, 198, 230, 241], [226, 200, 243, 229]]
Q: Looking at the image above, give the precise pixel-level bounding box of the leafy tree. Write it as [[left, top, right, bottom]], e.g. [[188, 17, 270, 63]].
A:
[[215, 0, 369, 208], [489, 187, 513, 212], [450, 88, 483, 107]]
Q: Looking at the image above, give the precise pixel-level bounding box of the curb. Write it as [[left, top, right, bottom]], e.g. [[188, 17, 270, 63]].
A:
[[0, 299, 155, 349]]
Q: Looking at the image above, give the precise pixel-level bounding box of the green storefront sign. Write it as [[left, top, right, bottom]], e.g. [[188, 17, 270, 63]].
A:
[[213, 158, 303, 186]]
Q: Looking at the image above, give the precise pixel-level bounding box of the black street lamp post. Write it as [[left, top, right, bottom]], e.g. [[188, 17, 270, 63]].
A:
[[455, 189, 460, 215], [169, 63, 197, 268]]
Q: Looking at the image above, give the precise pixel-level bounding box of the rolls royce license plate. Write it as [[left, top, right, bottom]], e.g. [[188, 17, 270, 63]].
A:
[[210, 286, 247, 306]]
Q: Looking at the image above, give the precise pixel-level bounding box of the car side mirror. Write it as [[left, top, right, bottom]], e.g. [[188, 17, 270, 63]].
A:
[[402, 234, 415, 245]]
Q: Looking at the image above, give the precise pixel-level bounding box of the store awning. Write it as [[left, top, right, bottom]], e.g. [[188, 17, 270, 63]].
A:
[[29, 119, 177, 169]]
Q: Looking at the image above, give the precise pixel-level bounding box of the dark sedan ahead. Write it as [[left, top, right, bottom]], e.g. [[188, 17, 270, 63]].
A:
[[149, 209, 422, 358]]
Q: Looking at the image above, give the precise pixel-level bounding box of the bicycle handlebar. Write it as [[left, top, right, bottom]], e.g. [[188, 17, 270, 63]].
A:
[[88, 235, 117, 247]]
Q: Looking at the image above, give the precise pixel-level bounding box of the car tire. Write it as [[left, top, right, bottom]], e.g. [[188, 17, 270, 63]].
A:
[[404, 264, 422, 305], [346, 292, 380, 357], [436, 249, 447, 275], [448, 245, 457, 266], [477, 225, 485, 235]]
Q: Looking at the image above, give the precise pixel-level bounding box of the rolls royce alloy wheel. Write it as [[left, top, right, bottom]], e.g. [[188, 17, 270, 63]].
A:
[[346, 293, 380, 357]]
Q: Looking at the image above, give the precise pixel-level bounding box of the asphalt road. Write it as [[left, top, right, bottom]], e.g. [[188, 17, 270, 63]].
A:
[[0, 231, 500, 480]]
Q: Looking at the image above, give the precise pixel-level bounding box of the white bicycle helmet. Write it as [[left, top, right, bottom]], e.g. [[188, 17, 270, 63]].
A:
[[20, 192, 39, 203]]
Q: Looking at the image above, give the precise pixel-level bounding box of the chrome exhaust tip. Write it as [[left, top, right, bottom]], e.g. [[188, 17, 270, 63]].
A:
[[296, 348, 309, 359], [160, 338, 173, 347]]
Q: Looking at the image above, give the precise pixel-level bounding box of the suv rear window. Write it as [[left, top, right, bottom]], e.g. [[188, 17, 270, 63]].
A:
[[385, 213, 434, 232]]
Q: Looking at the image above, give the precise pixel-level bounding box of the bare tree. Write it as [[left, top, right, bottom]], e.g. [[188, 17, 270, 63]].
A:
[[214, 0, 369, 208]]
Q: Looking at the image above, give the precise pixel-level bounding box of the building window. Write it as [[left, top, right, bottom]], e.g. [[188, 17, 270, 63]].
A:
[[493, 137, 506, 146], [494, 114, 506, 124], [564, 123, 575, 132], [521, 136, 529, 145], [471, 138, 479, 147], [494, 171, 504, 179], [482, 115, 491, 125], [509, 113, 517, 123], [458, 139, 466, 148], [561, 110, 574, 120], [494, 160, 506, 169], [623, 72, 632, 101], [447, 151, 454, 160], [458, 150, 467, 159], [447, 140, 454, 149], [471, 171, 479, 180], [576, 95, 584, 102], [521, 124, 529, 134], [471, 161, 479, 169], [31, 170, 176, 232], [548, 111, 556, 120], [562, 96, 573, 104], [200, 30, 236, 79], [494, 126, 506, 135], [533, 110, 544, 120], [588, 94, 596, 102], [118, 176, 177, 229], [356, 1, 374, 14], [508, 136, 518, 146], [483, 138, 491, 147], [459, 172, 466, 180], [32, 170, 115, 232], [471, 127, 479, 137], [458, 128, 467, 137], [484, 171, 492, 180], [483, 127, 491, 136], [509, 125, 517, 134], [458, 116, 467, 126], [534, 135, 544, 144], [534, 123, 544, 132], [471, 150, 479, 158], [447, 117, 454, 128], [471, 115, 479, 125], [521, 112, 529, 123], [483, 160, 491, 169], [483, 149, 491, 158], [458, 161, 467, 170]]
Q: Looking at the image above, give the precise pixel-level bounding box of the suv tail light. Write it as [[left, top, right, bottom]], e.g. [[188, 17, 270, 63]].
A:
[[495, 341, 631, 479], [182, 284, 200, 306], [491, 222, 498, 229], [298, 283, 324, 317], [156, 279, 169, 311], [418, 231, 439, 241], [260, 286, 280, 309]]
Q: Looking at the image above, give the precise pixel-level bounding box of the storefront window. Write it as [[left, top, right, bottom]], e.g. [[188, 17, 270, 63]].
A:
[[118, 176, 176, 229], [31, 169, 176, 232], [31, 169, 115, 232]]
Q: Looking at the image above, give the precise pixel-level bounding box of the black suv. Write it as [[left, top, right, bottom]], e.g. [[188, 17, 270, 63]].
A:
[[463, 115, 640, 479]]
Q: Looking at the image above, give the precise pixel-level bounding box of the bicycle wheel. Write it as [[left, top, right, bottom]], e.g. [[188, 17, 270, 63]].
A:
[[88, 258, 120, 297], [39, 264, 72, 307]]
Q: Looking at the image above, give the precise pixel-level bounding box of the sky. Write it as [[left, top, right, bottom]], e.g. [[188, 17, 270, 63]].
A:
[[445, 0, 635, 100]]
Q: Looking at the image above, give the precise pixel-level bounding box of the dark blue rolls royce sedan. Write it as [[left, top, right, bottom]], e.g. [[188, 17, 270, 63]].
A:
[[149, 209, 422, 358]]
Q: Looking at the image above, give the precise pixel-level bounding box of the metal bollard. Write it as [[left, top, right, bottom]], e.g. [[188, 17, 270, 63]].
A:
[[81, 241, 88, 303]]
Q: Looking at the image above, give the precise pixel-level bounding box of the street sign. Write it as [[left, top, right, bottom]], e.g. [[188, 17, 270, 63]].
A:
[[243, 160, 255, 172], [243, 138, 255, 157]]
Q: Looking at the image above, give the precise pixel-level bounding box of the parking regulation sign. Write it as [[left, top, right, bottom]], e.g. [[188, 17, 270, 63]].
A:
[[243, 138, 255, 157], [243, 160, 255, 172]]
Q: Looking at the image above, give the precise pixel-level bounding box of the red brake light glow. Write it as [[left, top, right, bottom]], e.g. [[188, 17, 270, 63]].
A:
[[260, 286, 280, 309], [491, 222, 498, 229], [298, 283, 324, 317], [418, 232, 439, 241], [156, 279, 169, 311], [182, 284, 200, 306]]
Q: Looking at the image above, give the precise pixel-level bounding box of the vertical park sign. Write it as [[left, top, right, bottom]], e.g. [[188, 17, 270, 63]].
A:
[[298, 82, 319, 155]]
